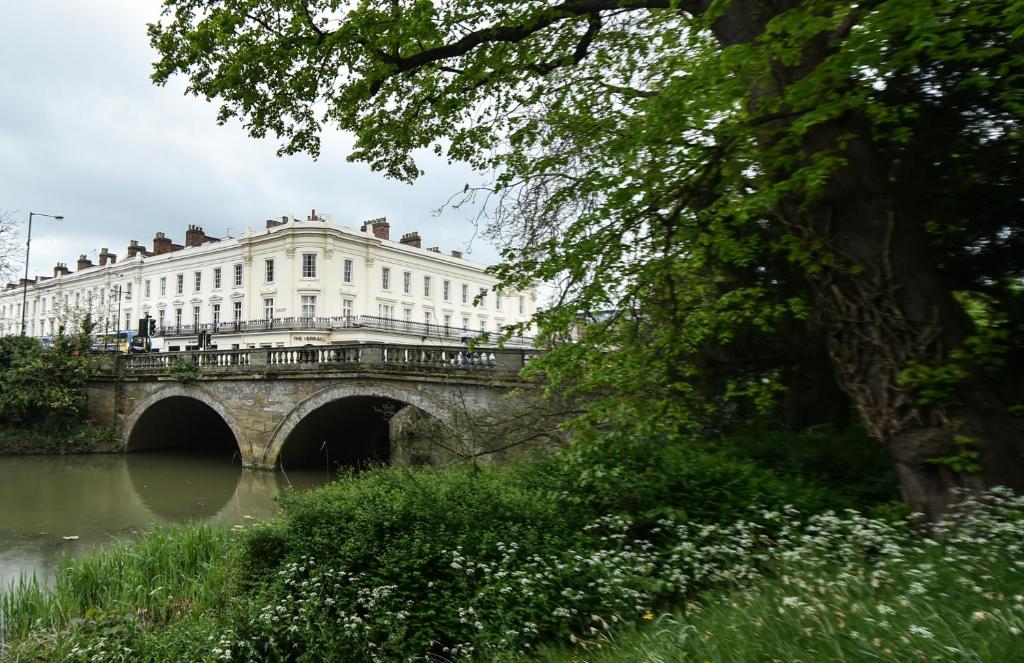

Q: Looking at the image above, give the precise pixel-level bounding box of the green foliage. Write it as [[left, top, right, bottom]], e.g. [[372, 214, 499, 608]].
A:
[[544, 431, 833, 527], [519, 491, 1024, 663], [0, 524, 237, 642], [706, 427, 902, 513], [167, 356, 201, 383], [148, 0, 1024, 496], [0, 333, 91, 429]]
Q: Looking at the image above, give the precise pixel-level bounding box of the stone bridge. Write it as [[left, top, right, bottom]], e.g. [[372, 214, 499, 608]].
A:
[[86, 344, 536, 471]]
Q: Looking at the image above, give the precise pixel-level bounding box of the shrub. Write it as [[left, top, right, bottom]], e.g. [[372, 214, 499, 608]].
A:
[[707, 426, 902, 512], [235, 465, 588, 660], [544, 431, 833, 527], [0, 334, 91, 428]]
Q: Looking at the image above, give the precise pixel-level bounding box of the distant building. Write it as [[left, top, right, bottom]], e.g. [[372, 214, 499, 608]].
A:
[[0, 212, 536, 350]]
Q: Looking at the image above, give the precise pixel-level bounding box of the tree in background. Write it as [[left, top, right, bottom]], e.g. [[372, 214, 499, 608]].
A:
[[149, 0, 1024, 518], [0, 209, 24, 283]]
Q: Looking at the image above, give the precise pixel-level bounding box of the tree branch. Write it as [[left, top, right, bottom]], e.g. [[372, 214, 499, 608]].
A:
[[369, 0, 680, 94]]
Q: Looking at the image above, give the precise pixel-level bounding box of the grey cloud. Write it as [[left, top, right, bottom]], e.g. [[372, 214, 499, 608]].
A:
[[0, 0, 495, 283]]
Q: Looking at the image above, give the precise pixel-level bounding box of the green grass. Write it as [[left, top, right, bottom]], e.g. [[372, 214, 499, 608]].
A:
[[1, 523, 236, 642]]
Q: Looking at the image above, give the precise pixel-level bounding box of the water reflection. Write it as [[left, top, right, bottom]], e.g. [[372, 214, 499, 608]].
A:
[[0, 453, 332, 585]]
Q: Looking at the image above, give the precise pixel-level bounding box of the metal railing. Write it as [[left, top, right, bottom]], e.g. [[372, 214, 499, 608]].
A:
[[152, 315, 535, 347]]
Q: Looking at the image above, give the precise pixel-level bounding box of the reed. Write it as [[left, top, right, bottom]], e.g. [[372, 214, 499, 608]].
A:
[[1, 523, 236, 641]]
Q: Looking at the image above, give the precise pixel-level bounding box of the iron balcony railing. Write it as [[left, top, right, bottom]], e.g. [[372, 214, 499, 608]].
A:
[[153, 314, 535, 347]]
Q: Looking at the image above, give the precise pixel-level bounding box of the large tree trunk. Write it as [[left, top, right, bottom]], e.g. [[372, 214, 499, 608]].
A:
[[805, 113, 1024, 521], [710, 1, 1024, 520]]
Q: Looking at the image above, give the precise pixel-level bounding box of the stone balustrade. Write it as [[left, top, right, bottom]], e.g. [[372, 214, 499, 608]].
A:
[[120, 343, 538, 375]]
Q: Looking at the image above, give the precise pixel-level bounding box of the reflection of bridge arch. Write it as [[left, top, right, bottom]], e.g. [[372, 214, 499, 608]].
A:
[[122, 383, 249, 457], [262, 381, 452, 469]]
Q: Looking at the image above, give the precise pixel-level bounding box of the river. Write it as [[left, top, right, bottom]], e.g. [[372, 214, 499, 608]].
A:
[[0, 452, 333, 585]]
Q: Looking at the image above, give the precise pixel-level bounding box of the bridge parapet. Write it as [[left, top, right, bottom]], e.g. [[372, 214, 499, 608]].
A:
[[119, 343, 538, 376]]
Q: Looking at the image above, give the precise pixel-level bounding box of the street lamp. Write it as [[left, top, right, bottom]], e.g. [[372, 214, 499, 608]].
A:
[[21, 212, 63, 336]]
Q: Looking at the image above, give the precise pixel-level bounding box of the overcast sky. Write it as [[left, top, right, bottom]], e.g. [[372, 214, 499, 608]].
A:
[[0, 1, 493, 282]]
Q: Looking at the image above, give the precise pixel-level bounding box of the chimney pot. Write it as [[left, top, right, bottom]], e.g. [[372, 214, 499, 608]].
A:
[[76, 255, 93, 271], [427, 246, 441, 253]]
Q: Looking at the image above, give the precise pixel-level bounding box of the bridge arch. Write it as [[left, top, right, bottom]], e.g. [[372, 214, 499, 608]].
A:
[[122, 383, 250, 460], [261, 381, 452, 469]]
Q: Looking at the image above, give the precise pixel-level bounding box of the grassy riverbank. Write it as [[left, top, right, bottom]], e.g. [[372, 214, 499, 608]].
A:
[[2, 433, 1020, 661]]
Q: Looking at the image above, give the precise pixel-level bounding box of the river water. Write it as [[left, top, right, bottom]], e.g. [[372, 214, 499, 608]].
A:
[[0, 452, 333, 585]]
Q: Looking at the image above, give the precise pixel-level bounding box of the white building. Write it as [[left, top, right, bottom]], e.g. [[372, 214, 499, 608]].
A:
[[0, 213, 536, 351]]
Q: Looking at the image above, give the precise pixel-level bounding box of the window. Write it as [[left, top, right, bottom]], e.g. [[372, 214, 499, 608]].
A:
[[233, 301, 242, 322], [423, 276, 432, 297], [125, 283, 133, 300], [462, 316, 469, 329], [495, 291, 502, 311], [378, 303, 394, 318], [265, 259, 275, 283], [443, 314, 451, 330], [381, 267, 391, 290], [175, 307, 182, 327], [424, 311, 432, 325], [160, 276, 167, 296], [212, 303, 221, 327], [158, 309, 165, 329], [302, 253, 317, 278], [443, 280, 450, 301], [264, 298, 274, 320], [194, 271, 202, 292], [343, 259, 353, 283], [478, 287, 487, 307], [144, 280, 151, 299], [213, 268, 222, 289], [403, 271, 412, 294], [519, 295, 525, 315], [479, 319, 486, 332], [404, 308, 412, 321], [342, 298, 353, 319], [193, 305, 200, 327], [461, 284, 469, 304], [176, 274, 184, 295], [233, 263, 243, 287], [301, 295, 316, 318]]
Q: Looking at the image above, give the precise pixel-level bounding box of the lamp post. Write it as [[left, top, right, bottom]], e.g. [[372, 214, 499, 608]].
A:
[[21, 212, 63, 336]]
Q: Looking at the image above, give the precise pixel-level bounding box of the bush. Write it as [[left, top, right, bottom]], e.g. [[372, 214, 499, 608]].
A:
[[236, 465, 588, 660], [543, 431, 833, 526], [228, 440, 833, 661], [706, 426, 902, 512], [0, 334, 91, 428]]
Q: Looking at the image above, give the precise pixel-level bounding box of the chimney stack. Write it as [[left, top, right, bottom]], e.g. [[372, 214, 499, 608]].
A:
[[152, 232, 183, 255], [266, 218, 285, 229], [77, 255, 93, 271], [400, 232, 422, 248], [361, 217, 390, 240], [98, 248, 117, 266], [427, 246, 441, 253], [53, 263, 70, 277], [450, 250, 463, 259], [185, 224, 207, 247], [126, 240, 146, 259]]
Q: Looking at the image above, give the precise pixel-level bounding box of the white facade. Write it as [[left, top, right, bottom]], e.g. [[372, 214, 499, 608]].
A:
[[0, 216, 536, 350]]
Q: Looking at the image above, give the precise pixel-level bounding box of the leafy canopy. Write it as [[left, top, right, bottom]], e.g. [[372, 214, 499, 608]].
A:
[[150, 0, 1024, 431]]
